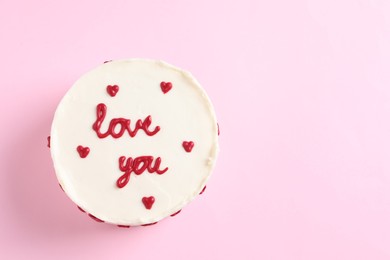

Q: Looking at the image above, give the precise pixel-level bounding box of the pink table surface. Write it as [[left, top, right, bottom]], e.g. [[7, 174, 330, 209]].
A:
[[1, 0, 390, 259]]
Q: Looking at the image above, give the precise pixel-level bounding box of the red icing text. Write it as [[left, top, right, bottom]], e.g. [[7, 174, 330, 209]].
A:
[[90, 102, 169, 189], [92, 103, 160, 139], [116, 155, 168, 188]]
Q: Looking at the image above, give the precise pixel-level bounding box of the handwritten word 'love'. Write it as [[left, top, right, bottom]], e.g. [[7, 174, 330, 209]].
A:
[[92, 103, 160, 139]]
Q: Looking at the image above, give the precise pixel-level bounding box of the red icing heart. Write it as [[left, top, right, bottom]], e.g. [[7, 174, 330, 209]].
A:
[[107, 85, 119, 97], [118, 225, 131, 228], [88, 214, 104, 223], [141, 222, 158, 226], [142, 196, 155, 210], [170, 210, 181, 217], [160, 81, 172, 94], [77, 145, 90, 158], [182, 141, 194, 152]]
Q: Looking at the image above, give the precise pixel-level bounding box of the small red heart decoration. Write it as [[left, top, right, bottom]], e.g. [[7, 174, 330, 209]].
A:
[[182, 141, 194, 152], [142, 196, 155, 210], [160, 81, 172, 94], [107, 85, 119, 97], [77, 145, 90, 158]]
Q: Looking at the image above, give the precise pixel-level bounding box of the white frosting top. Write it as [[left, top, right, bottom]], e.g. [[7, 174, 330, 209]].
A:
[[50, 59, 219, 226]]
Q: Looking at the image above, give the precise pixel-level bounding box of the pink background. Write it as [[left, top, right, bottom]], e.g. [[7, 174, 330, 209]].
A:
[[1, 0, 390, 259]]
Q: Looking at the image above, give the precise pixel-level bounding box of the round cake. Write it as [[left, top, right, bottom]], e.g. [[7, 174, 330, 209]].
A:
[[50, 59, 219, 226]]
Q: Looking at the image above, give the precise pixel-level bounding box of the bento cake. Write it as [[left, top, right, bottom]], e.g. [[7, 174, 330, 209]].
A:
[[50, 59, 219, 226]]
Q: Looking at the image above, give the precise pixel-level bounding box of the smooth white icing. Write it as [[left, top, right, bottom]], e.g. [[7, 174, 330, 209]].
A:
[[50, 59, 219, 226]]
